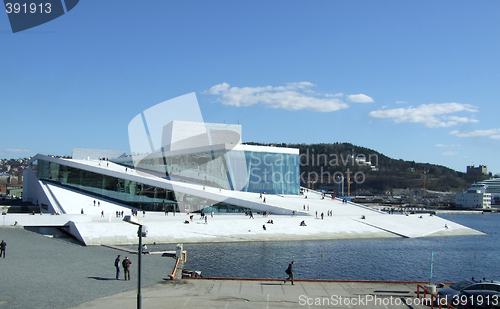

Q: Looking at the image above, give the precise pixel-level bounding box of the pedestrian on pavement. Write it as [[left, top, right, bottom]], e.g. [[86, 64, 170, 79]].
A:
[[123, 256, 132, 280], [284, 260, 295, 285], [0, 240, 6, 258], [114, 255, 121, 280]]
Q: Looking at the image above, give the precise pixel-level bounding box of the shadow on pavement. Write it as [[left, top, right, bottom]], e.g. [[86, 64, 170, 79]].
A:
[[87, 276, 117, 281], [260, 282, 284, 286]]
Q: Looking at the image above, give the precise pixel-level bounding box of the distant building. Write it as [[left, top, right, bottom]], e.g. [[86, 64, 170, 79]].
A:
[[467, 165, 488, 176], [460, 178, 500, 205], [456, 190, 491, 209], [0, 173, 9, 183], [348, 154, 378, 171], [456, 180, 493, 209]]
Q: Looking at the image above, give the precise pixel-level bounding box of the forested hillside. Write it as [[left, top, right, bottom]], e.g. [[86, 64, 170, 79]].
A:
[[244, 142, 491, 193]]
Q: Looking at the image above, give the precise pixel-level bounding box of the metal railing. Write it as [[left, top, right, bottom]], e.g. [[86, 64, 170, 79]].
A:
[[417, 284, 456, 309]]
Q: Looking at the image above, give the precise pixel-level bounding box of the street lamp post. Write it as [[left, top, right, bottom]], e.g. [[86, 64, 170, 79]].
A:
[[137, 224, 142, 309], [123, 215, 147, 309]]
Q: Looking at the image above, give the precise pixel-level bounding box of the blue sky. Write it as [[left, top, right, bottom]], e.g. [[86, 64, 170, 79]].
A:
[[1, 1, 500, 174]]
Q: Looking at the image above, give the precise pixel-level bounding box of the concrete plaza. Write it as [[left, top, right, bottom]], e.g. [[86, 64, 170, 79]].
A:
[[0, 226, 176, 309], [72, 278, 436, 309]]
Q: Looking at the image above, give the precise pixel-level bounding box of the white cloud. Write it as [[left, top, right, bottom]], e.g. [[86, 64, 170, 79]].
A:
[[396, 101, 407, 104], [325, 93, 344, 98], [368, 103, 478, 128], [450, 128, 500, 139], [205, 82, 230, 95], [436, 144, 460, 147], [442, 151, 458, 156], [346, 94, 374, 103], [447, 115, 479, 124], [204, 83, 372, 112]]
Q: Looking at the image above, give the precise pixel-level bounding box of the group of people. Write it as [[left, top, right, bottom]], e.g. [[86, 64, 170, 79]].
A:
[[97, 157, 110, 167], [315, 210, 334, 219], [130, 209, 144, 217], [114, 255, 132, 280]]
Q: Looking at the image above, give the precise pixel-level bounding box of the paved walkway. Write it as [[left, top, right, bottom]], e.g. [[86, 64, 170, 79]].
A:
[[0, 226, 176, 309], [71, 279, 435, 309]]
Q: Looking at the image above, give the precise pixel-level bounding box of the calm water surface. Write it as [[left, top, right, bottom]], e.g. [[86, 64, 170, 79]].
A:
[[147, 213, 499, 282]]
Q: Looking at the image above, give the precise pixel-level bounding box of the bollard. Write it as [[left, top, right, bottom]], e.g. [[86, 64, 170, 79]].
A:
[[176, 244, 183, 260]]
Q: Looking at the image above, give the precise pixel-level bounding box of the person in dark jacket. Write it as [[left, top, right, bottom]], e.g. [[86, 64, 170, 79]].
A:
[[122, 256, 132, 280], [114, 255, 121, 280], [0, 240, 6, 258], [284, 260, 295, 285]]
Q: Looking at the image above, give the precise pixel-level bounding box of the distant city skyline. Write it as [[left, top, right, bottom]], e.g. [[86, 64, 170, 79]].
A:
[[1, 1, 500, 174]]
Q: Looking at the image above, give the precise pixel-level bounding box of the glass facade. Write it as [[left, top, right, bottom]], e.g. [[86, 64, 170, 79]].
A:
[[32, 158, 273, 213], [34, 159, 178, 211], [129, 149, 300, 195], [241, 151, 299, 195], [202, 202, 252, 214]]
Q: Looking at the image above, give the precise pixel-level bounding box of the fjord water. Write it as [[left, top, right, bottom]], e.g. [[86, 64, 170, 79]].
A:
[[164, 214, 499, 282]]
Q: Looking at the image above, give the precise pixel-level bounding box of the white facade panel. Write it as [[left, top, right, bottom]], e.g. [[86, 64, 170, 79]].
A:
[[455, 192, 491, 209]]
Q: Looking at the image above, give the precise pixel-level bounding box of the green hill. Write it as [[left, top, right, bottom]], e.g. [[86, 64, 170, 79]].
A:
[[244, 142, 490, 193]]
